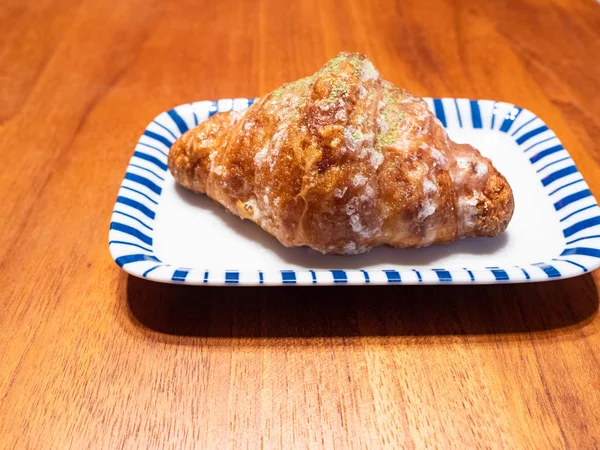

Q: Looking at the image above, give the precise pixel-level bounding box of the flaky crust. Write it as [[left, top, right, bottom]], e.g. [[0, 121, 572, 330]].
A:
[[168, 53, 514, 254]]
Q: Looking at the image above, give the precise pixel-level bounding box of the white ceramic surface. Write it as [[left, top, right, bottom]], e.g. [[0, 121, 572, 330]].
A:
[[109, 98, 600, 285]]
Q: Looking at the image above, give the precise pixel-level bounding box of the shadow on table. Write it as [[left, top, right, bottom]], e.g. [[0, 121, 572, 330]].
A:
[[125, 273, 598, 338]]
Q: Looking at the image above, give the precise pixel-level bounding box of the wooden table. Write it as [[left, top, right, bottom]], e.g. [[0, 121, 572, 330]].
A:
[[2, 0, 600, 448]]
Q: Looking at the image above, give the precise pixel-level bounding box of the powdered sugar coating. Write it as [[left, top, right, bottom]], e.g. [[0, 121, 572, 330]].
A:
[[475, 162, 488, 177], [344, 127, 364, 152], [458, 193, 481, 231], [253, 143, 269, 166], [360, 60, 379, 82], [168, 52, 514, 254], [352, 174, 368, 186], [334, 187, 348, 198], [423, 177, 438, 195]]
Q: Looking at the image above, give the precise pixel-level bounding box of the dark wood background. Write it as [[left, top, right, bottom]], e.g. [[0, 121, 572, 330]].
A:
[[1, 0, 599, 448]]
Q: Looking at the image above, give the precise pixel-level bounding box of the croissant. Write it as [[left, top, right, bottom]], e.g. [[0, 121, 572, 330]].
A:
[[168, 52, 514, 254]]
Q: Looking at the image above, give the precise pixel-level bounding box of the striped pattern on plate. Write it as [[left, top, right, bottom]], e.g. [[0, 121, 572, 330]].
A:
[[109, 98, 600, 285]]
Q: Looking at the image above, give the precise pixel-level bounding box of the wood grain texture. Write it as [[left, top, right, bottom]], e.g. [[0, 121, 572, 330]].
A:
[[1, 0, 599, 448]]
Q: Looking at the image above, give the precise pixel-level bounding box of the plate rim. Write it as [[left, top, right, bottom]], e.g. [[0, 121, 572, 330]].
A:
[[108, 97, 600, 286]]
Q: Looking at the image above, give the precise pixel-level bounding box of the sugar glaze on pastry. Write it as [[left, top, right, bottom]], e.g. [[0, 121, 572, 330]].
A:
[[168, 52, 514, 254]]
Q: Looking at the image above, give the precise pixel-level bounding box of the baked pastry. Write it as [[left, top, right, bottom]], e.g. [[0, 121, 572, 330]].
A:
[[168, 52, 514, 254]]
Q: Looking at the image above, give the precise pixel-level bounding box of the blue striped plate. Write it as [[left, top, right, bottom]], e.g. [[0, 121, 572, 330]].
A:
[[109, 98, 600, 285]]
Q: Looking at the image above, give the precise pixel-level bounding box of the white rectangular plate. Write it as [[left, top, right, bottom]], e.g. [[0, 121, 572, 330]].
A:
[[109, 98, 600, 285]]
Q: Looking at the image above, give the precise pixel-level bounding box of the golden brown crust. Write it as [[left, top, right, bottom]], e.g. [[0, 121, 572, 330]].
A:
[[168, 52, 515, 254]]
